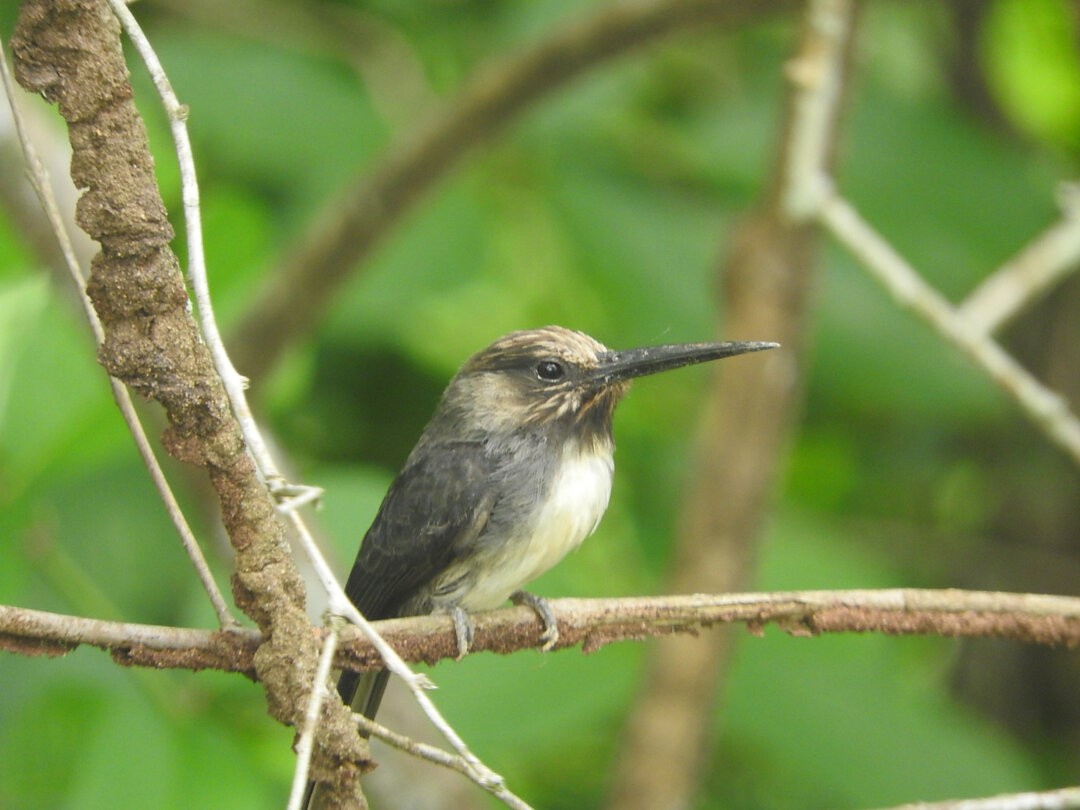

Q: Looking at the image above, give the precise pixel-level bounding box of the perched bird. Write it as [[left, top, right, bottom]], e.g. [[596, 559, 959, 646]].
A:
[[307, 326, 776, 806]]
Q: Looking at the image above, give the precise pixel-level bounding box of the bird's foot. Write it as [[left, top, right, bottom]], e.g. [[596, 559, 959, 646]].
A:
[[449, 606, 475, 660], [511, 590, 559, 651]]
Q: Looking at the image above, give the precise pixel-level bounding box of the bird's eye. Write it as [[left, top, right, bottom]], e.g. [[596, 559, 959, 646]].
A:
[[535, 360, 565, 381]]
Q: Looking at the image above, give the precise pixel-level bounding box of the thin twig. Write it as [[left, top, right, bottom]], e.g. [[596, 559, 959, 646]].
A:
[[957, 182, 1080, 335], [0, 35, 238, 630], [297, 516, 509, 787], [874, 785, 1080, 810], [820, 195, 1080, 466], [778, 0, 1080, 469], [354, 714, 533, 810], [101, 0, 502, 788], [315, 563, 502, 787], [288, 615, 344, 810], [279, 500, 488, 778]]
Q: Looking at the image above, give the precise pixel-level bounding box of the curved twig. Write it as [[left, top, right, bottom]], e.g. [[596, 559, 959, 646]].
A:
[[10, 0, 366, 795], [0, 35, 238, 630]]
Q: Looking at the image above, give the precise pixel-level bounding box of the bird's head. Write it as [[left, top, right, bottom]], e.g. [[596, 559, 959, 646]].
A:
[[433, 326, 778, 440]]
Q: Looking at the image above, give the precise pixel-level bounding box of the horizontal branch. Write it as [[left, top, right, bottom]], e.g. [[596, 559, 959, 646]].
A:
[[875, 784, 1080, 810], [3, 589, 1078, 675], [0, 603, 262, 672]]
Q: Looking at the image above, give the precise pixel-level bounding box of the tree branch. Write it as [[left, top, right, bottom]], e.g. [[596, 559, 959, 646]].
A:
[[351, 712, 534, 810], [778, 0, 1080, 468], [10, 0, 368, 797], [956, 182, 1080, 336], [874, 785, 1080, 810], [820, 196, 1080, 466], [228, 0, 799, 382], [0, 603, 261, 671], [608, 2, 856, 807], [0, 30, 239, 632], [3, 589, 1077, 674]]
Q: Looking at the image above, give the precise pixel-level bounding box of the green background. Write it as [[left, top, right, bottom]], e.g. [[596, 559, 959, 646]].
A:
[[1, 1, 1078, 807]]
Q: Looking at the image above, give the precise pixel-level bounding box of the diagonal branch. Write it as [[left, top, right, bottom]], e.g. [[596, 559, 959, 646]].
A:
[[0, 33, 238, 632], [351, 712, 534, 810], [10, 0, 367, 798], [780, 0, 1080, 468], [228, 0, 799, 381], [956, 182, 1080, 336], [819, 197, 1080, 466]]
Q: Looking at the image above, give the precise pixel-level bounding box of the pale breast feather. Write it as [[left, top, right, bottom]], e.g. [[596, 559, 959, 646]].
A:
[[457, 445, 614, 611]]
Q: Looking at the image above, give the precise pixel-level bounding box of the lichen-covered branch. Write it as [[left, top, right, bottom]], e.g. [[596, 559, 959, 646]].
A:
[[4, 590, 1077, 675], [10, 0, 367, 800]]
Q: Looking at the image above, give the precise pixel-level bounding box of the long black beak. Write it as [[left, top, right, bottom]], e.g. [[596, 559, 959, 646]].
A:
[[591, 340, 779, 387]]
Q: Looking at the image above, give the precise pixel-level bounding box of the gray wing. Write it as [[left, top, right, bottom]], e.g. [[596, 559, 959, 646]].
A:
[[343, 439, 497, 623], [304, 441, 500, 808]]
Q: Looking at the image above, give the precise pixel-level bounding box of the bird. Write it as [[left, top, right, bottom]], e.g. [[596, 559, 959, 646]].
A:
[[306, 326, 776, 806]]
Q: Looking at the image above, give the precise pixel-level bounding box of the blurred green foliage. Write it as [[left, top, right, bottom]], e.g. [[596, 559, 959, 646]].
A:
[[1, 1, 1078, 808]]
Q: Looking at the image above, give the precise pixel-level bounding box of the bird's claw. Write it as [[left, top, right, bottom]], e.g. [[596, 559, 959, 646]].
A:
[[511, 590, 560, 651], [450, 606, 475, 660]]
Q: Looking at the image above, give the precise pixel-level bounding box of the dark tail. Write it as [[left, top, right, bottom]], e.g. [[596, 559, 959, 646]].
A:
[[301, 667, 391, 808], [337, 667, 391, 730]]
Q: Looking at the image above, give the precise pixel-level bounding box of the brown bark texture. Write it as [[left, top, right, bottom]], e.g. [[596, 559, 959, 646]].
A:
[[10, 1, 368, 803]]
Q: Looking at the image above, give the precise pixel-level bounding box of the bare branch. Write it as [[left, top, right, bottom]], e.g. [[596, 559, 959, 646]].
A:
[[820, 196, 1080, 466], [228, 0, 800, 382], [957, 182, 1080, 336], [4, 590, 1077, 675], [780, 0, 851, 220], [777, 0, 1080, 468], [352, 714, 533, 810], [0, 34, 238, 631], [10, 0, 367, 794], [0, 603, 260, 671], [874, 785, 1080, 810]]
